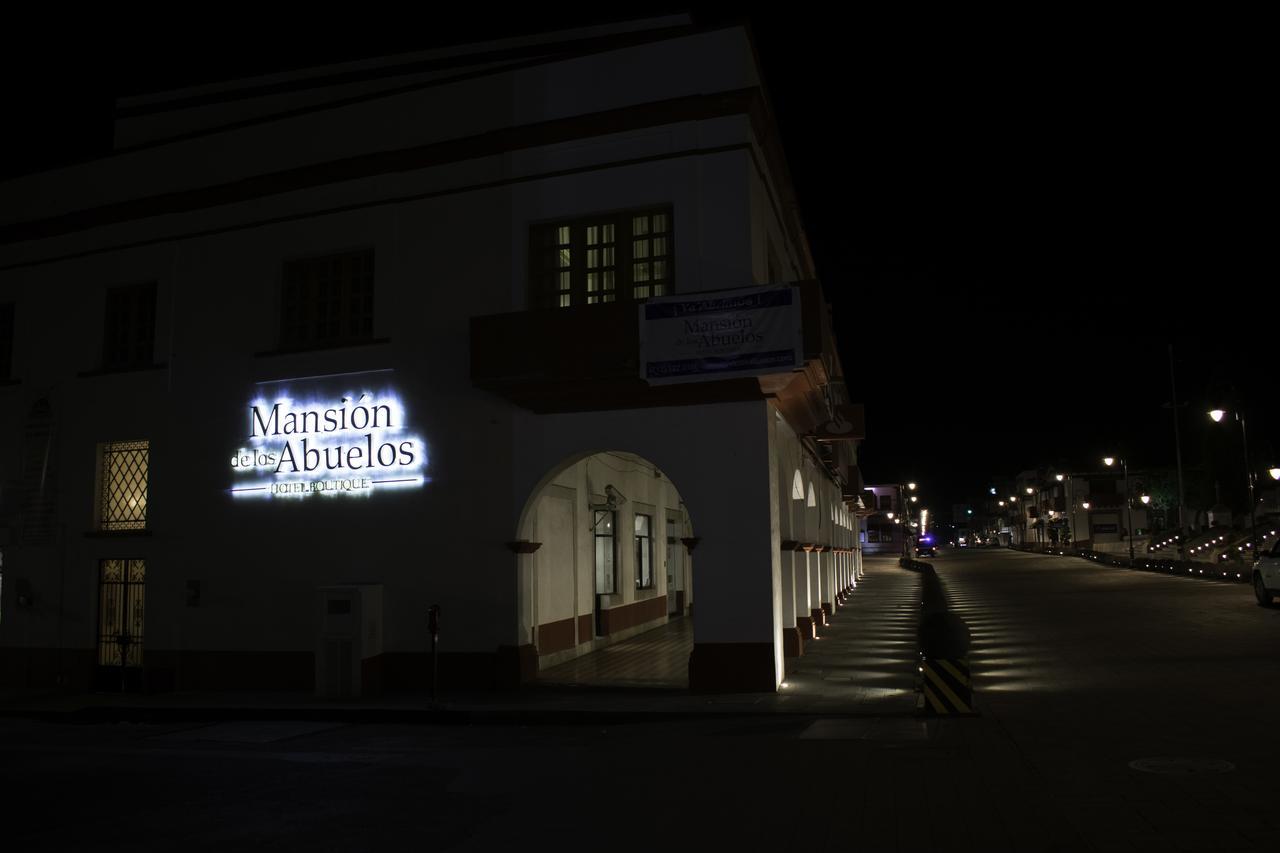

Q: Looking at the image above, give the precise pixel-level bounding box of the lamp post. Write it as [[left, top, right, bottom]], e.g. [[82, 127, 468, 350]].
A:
[[1103, 456, 1134, 564], [1055, 472, 1078, 548], [1025, 485, 1037, 548], [1209, 408, 1259, 560]]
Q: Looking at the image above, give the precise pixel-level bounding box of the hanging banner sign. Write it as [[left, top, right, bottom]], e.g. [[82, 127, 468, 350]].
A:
[[638, 285, 803, 385], [228, 371, 428, 499]]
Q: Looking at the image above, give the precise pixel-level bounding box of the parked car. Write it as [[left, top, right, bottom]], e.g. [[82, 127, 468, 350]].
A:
[[1253, 540, 1280, 604]]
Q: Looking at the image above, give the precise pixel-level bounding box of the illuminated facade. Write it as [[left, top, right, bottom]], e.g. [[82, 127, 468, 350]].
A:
[[0, 17, 863, 694]]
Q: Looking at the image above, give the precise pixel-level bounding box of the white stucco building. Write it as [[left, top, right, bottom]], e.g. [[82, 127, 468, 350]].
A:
[[0, 17, 864, 695]]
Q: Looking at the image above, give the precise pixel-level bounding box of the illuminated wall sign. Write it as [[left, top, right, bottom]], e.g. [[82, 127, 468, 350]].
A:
[[229, 372, 428, 499]]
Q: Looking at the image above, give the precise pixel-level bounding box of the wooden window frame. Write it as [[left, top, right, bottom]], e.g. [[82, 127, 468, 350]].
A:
[[0, 302, 13, 380], [279, 249, 375, 349], [102, 282, 157, 371], [529, 206, 674, 309], [634, 512, 654, 590]]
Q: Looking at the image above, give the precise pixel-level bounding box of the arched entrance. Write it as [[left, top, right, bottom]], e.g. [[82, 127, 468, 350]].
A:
[[514, 450, 695, 687]]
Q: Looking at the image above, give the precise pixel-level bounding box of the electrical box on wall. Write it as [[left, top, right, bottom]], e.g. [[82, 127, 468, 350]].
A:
[[315, 584, 384, 698]]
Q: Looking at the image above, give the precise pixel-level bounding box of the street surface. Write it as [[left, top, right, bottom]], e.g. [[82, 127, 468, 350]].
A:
[[4, 549, 1279, 852]]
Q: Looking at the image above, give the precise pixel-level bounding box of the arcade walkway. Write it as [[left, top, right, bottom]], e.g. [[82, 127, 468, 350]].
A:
[[535, 556, 921, 714]]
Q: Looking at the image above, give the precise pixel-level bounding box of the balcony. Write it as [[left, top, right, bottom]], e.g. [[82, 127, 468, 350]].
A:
[[471, 280, 845, 421]]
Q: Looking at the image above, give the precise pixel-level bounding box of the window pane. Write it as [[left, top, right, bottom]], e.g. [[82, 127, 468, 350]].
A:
[[635, 514, 650, 536], [653, 213, 668, 232], [632, 216, 649, 236], [558, 248, 571, 268], [587, 249, 598, 269], [557, 226, 570, 244], [587, 226, 598, 245], [653, 260, 666, 280], [633, 263, 650, 282], [633, 240, 649, 259], [280, 250, 374, 347], [594, 510, 616, 595], [603, 223, 615, 242], [100, 441, 149, 531], [653, 237, 667, 257]]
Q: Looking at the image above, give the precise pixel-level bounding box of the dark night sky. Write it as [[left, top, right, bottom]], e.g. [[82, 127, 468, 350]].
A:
[[3, 11, 1273, 510]]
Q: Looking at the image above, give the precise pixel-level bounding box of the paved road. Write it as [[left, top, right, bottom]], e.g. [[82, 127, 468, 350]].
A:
[[4, 548, 1278, 851], [936, 547, 1280, 852]]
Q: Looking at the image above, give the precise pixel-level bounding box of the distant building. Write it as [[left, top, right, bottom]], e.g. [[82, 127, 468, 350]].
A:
[[861, 485, 908, 555]]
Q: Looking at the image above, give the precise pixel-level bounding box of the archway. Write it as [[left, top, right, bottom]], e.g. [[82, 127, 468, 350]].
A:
[[514, 450, 695, 687]]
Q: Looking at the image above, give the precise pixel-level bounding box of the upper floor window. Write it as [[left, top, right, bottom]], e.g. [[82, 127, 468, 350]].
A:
[[98, 440, 149, 531], [530, 208, 672, 308], [878, 494, 893, 511], [0, 302, 13, 379], [103, 283, 156, 370], [280, 249, 374, 349]]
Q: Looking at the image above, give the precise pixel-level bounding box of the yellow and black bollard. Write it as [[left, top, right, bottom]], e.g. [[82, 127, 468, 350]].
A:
[[917, 605, 976, 716], [920, 655, 973, 715]]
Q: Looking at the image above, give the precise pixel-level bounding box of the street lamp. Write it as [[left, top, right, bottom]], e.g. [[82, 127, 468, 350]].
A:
[[1208, 407, 1259, 560], [1103, 456, 1134, 564], [1270, 467, 1280, 482]]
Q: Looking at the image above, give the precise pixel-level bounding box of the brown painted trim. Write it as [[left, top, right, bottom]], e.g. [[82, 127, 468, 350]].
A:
[[801, 543, 816, 552], [680, 537, 701, 553], [675, 590, 686, 614], [0, 88, 759, 247], [495, 644, 538, 689], [536, 617, 576, 655], [117, 24, 708, 122], [2, 143, 752, 275], [505, 540, 543, 554], [600, 595, 667, 635], [821, 602, 833, 618], [577, 614, 593, 644], [796, 616, 816, 640], [254, 338, 391, 358], [689, 642, 775, 693], [780, 539, 799, 551], [811, 607, 828, 628], [76, 362, 169, 378], [782, 626, 804, 658]]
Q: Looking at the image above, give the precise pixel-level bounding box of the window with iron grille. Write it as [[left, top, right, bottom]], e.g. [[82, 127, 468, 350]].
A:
[[102, 283, 156, 370], [530, 207, 672, 308], [0, 302, 13, 379], [634, 513, 654, 589], [280, 249, 374, 348], [99, 441, 149, 531], [594, 510, 616, 595], [98, 558, 145, 667]]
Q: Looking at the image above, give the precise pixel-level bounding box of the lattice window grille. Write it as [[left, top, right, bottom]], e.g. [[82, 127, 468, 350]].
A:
[[101, 441, 149, 531]]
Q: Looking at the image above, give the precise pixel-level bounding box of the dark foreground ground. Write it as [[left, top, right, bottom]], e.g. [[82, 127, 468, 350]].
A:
[[4, 548, 1279, 852]]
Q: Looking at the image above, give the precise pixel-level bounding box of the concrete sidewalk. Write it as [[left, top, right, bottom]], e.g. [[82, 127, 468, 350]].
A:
[[0, 558, 922, 725]]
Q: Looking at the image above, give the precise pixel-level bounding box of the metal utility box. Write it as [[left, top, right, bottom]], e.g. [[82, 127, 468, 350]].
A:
[[315, 584, 384, 698]]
